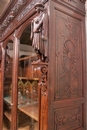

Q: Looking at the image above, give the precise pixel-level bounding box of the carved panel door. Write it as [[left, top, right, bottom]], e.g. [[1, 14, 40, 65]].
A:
[[48, 1, 86, 130]]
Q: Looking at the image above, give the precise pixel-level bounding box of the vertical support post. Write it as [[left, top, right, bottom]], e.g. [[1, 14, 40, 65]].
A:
[[0, 43, 5, 130], [11, 33, 19, 130], [39, 64, 48, 130]]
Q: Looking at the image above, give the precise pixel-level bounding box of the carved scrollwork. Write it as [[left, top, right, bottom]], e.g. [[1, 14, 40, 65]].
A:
[[37, 63, 48, 130], [39, 65, 48, 95], [41, 65, 48, 74], [0, 0, 27, 31], [55, 116, 67, 126], [54, 106, 82, 129], [72, 113, 80, 122]]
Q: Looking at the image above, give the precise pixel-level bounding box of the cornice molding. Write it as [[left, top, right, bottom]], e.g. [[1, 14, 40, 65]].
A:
[[0, 0, 27, 32], [0, 0, 48, 40], [0, 0, 16, 21], [0, 0, 85, 40], [0, 0, 48, 33]]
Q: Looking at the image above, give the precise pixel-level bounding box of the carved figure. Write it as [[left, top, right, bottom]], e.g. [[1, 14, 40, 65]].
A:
[[30, 3, 48, 62]]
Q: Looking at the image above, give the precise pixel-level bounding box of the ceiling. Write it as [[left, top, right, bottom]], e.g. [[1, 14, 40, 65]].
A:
[[0, 0, 10, 15]]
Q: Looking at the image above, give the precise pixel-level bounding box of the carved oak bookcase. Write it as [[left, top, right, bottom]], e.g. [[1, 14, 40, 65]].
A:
[[0, 0, 86, 130]]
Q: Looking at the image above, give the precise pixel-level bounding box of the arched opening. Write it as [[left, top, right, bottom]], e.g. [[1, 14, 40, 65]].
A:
[[17, 24, 39, 129], [3, 3, 49, 128]]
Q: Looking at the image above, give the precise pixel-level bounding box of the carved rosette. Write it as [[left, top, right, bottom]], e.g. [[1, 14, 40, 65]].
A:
[[40, 65, 48, 95]]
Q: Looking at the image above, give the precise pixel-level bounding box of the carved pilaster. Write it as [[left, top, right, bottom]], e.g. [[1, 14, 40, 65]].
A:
[[32, 62, 48, 130], [39, 63, 48, 130]]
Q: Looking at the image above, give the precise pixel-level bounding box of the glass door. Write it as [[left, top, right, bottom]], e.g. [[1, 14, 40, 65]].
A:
[[3, 41, 13, 130], [2, 21, 48, 130], [17, 25, 39, 130]]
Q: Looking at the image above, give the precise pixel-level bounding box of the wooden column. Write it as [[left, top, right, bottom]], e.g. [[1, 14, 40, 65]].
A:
[[11, 33, 19, 130], [0, 43, 5, 130]]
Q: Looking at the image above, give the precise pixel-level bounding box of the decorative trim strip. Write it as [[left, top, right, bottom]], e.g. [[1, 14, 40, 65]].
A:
[[17, 0, 41, 21]]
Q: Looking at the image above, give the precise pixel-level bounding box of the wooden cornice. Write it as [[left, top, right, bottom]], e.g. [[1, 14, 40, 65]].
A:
[[0, 0, 86, 42], [0, 0, 17, 22], [0, 0, 29, 33], [0, 0, 86, 30]]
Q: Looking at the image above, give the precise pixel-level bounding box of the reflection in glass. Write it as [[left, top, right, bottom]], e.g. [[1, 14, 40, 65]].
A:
[[3, 41, 13, 130], [18, 25, 39, 130]]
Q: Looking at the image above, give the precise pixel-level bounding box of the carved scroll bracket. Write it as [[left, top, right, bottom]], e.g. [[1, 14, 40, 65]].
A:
[[39, 64, 48, 96]]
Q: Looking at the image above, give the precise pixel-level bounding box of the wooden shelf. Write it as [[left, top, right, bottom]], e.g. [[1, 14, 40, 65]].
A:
[[32, 62, 48, 65], [19, 55, 36, 61], [18, 77, 39, 81], [18, 103, 38, 122], [4, 96, 11, 105], [4, 111, 11, 122], [4, 96, 38, 122]]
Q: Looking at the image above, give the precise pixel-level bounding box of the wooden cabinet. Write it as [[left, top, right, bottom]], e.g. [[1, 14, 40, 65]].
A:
[[0, 0, 86, 130]]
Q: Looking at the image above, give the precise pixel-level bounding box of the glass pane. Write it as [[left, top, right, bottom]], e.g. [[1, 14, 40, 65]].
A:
[[17, 25, 39, 130], [3, 41, 13, 130]]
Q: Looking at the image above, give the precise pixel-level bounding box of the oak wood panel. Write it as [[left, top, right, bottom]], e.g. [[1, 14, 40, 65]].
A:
[[48, 1, 86, 130]]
